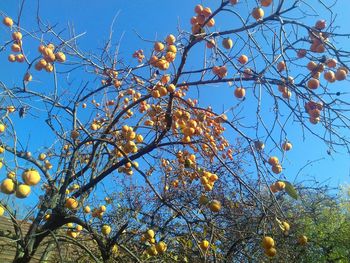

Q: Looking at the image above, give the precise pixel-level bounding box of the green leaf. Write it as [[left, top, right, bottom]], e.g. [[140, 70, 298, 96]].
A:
[[283, 181, 298, 200]]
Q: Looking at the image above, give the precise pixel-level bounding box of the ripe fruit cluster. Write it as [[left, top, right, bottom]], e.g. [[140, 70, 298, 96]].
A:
[[212, 65, 228, 79], [267, 156, 282, 174], [270, 181, 286, 193], [35, 43, 66, 72], [149, 34, 177, 71], [304, 100, 323, 125], [0, 168, 41, 199], [277, 76, 294, 99], [262, 236, 277, 257], [66, 222, 84, 238], [190, 4, 215, 35]]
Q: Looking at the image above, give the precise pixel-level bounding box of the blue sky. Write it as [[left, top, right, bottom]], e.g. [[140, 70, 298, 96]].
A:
[[1, 0, 350, 212]]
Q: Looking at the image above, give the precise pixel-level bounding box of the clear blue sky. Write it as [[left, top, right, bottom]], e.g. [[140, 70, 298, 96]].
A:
[[1, 0, 350, 211]]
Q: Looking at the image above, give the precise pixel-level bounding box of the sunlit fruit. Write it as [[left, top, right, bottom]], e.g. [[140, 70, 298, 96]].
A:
[[8, 54, 16, 62], [154, 42, 165, 52], [234, 87, 246, 99], [22, 169, 41, 186], [12, 31, 23, 41], [252, 7, 264, 20], [265, 247, 277, 257], [200, 240, 210, 250], [282, 141, 292, 151], [145, 229, 155, 239], [155, 241, 167, 254], [0, 206, 4, 216], [166, 34, 176, 45], [3, 17, 14, 27], [238, 54, 248, 64], [209, 200, 221, 212], [1, 179, 15, 194], [55, 52, 66, 62], [282, 221, 290, 232], [222, 38, 233, 49], [275, 181, 285, 191], [65, 198, 79, 210], [84, 206, 91, 213], [147, 245, 158, 256], [268, 156, 279, 166], [15, 184, 31, 198], [102, 225, 111, 235], [262, 236, 275, 249], [38, 153, 46, 161], [272, 164, 282, 174]]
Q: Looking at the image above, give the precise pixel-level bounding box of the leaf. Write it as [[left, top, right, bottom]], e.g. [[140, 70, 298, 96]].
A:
[[283, 181, 298, 200]]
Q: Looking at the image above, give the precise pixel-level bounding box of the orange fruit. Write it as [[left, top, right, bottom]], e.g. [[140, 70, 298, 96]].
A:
[[252, 7, 264, 20]]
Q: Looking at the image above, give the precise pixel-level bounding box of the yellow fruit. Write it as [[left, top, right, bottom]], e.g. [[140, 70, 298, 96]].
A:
[[3, 17, 14, 27], [112, 245, 119, 255], [272, 164, 282, 174], [282, 221, 290, 232], [99, 205, 106, 212], [265, 247, 277, 257], [12, 31, 22, 41], [268, 156, 279, 166], [275, 181, 285, 191], [165, 34, 176, 45], [0, 206, 4, 216], [84, 206, 91, 213], [8, 54, 16, 62], [200, 240, 210, 251], [147, 245, 158, 256], [7, 171, 16, 179], [0, 146, 5, 154], [222, 38, 233, 49], [145, 229, 155, 239], [55, 52, 66, 62], [155, 241, 167, 253], [0, 123, 6, 133], [102, 225, 111, 235], [38, 153, 47, 161], [67, 230, 78, 238], [154, 42, 165, 52], [15, 184, 31, 198], [22, 169, 41, 186], [209, 200, 221, 212], [262, 236, 275, 249], [1, 179, 15, 194], [65, 198, 79, 210]]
